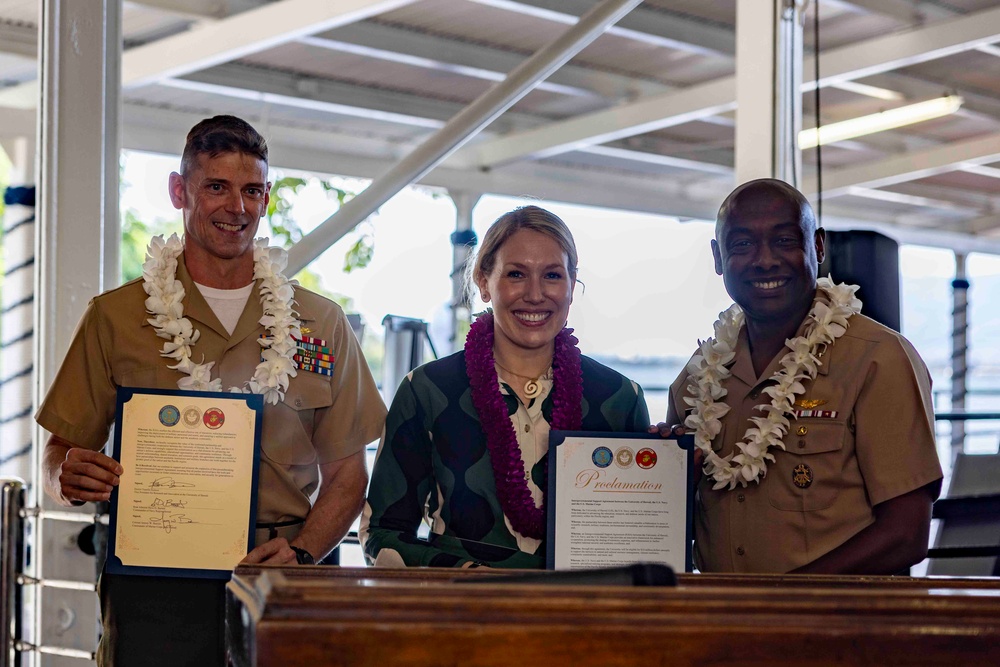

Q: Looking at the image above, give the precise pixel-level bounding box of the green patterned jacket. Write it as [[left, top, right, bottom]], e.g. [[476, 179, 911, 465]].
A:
[[362, 350, 650, 568]]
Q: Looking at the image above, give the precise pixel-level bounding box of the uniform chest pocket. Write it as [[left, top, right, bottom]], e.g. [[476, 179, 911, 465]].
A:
[[260, 373, 334, 465], [767, 420, 847, 512]]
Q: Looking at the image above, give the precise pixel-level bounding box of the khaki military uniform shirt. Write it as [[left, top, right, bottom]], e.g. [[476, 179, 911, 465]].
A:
[[666, 311, 943, 573], [37, 254, 386, 546]]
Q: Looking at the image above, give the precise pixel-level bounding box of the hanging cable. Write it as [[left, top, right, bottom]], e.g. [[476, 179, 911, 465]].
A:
[[789, 2, 799, 188], [813, 1, 822, 224]]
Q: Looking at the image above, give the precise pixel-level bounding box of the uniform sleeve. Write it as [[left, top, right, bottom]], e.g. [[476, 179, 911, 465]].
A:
[[311, 307, 387, 462], [665, 366, 691, 427], [35, 299, 118, 450], [360, 375, 476, 568], [853, 336, 943, 506]]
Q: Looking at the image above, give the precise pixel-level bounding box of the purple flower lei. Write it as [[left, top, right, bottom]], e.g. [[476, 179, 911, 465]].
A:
[[465, 312, 583, 540]]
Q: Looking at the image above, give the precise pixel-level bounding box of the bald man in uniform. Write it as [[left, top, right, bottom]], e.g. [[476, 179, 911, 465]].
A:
[[661, 178, 942, 575], [36, 115, 386, 665]]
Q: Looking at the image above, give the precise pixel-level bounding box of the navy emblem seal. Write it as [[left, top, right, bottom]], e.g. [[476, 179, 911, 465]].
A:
[[158, 405, 180, 427], [592, 446, 613, 468]]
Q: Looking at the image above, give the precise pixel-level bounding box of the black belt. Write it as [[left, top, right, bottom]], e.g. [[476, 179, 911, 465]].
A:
[[256, 518, 304, 541]]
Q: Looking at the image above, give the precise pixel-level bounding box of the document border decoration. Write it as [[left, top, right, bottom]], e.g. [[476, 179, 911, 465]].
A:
[[106, 387, 264, 579], [546, 431, 694, 572]]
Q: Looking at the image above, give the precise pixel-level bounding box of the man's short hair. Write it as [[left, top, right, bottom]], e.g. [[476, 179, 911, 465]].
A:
[[180, 115, 268, 175], [715, 178, 817, 240]]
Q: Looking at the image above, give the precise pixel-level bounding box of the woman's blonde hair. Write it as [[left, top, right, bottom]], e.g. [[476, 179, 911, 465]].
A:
[[468, 205, 579, 301]]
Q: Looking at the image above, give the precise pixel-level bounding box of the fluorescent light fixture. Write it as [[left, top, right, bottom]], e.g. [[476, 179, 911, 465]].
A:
[[829, 81, 903, 101], [799, 95, 963, 150]]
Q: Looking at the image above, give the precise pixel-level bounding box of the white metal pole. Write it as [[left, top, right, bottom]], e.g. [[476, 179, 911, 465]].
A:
[[735, 0, 804, 185], [447, 190, 481, 354], [950, 252, 969, 461], [286, 0, 643, 275], [33, 0, 121, 662]]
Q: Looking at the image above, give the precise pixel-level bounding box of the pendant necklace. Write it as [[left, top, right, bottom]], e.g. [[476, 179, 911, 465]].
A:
[[494, 359, 549, 400]]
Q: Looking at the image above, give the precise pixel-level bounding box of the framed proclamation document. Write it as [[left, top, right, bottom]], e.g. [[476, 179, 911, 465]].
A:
[[546, 431, 694, 572], [106, 387, 264, 579]]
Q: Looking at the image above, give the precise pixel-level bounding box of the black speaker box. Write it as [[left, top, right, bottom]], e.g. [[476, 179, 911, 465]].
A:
[[819, 230, 901, 332]]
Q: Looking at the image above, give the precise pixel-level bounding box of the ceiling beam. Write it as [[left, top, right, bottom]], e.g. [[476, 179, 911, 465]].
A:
[[844, 186, 978, 214], [890, 181, 1000, 212], [118, 103, 723, 221], [0, 106, 35, 138], [297, 35, 597, 99], [170, 63, 458, 129], [0, 81, 37, 109], [469, 0, 735, 56], [167, 62, 736, 175], [0, 23, 36, 58], [864, 71, 1000, 122], [126, 0, 267, 20], [318, 21, 671, 101], [123, 0, 418, 88], [820, 212, 1000, 255], [576, 145, 733, 175], [803, 4, 1000, 90], [473, 77, 737, 166], [470, 4, 1000, 168], [802, 132, 1000, 197], [822, 0, 946, 25]]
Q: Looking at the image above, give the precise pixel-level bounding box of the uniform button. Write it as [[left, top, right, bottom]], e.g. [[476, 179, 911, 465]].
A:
[[524, 424, 531, 433], [797, 439, 806, 449], [749, 390, 760, 400], [736, 546, 746, 556], [796, 426, 808, 436], [737, 493, 745, 502], [294, 398, 302, 408]]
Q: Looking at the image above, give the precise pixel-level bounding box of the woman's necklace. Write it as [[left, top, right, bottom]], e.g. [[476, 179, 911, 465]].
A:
[[465, 312, 583, 540], [494, 360, 550, 400]]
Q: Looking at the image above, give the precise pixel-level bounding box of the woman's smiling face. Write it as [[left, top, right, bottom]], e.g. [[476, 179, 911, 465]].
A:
[[478, 228, 575, 357]]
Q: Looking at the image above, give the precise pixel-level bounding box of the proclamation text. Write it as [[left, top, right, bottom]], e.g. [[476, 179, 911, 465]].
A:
[[109, 389, 262, 575], [548, 433, 690, 572]]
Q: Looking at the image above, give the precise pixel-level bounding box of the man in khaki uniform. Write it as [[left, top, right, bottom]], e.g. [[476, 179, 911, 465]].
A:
[[37, 115, 386, 665], [662, 179, 942, 575]]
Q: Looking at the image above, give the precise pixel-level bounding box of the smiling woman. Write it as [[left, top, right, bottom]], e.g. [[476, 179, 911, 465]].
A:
[[360, 205, 652, 569]]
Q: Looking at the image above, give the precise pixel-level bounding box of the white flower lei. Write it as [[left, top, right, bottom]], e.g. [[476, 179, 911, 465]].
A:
[[142, 234, 300, 405], [684, 277, 862, 490]]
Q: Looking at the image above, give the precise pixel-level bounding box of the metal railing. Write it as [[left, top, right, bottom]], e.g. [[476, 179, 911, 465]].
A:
[[0, 482, 101, 664], [1, 479, 24, 667]]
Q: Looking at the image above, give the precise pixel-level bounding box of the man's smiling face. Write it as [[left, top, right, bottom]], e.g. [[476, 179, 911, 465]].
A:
[[172, 151, 270, 266], [712, 183, 825, 326]]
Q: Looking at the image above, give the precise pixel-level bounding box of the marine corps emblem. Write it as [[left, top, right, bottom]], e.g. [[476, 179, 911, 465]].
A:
[[636, 448, 657, 469], [792, 463, 813, 489], [203, 407, 225, 430]]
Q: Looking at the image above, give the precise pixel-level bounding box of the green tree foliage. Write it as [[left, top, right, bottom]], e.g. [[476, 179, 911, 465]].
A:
[[267, 175, 375, 276], [120, 209, 181, 282]]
